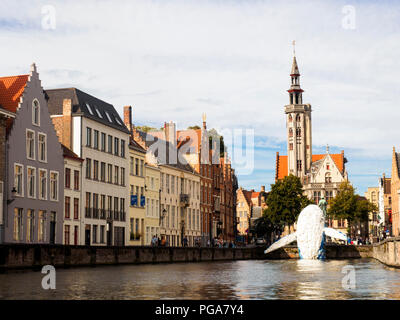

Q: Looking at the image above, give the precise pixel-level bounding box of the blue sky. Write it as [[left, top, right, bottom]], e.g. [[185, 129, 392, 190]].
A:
[[1, 0, 400, 195]]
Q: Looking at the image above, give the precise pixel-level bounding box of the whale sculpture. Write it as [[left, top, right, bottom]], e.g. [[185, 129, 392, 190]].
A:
[[264, 204, 348, 259]]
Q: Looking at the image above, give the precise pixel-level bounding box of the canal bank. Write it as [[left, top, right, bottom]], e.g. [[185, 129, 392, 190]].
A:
[[0, 243, 373, 271], [373, 237, 400, 268]]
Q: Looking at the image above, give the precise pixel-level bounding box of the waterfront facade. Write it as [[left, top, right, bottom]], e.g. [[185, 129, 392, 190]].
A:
[[1, 64, 64, 244], [62, 145, 83, 245], [364, 186, 380, 243], [128, 139, 146, 245], [144, 163, 161, 245], [391, 148, 400, 237], [47, 88, 130, 246]]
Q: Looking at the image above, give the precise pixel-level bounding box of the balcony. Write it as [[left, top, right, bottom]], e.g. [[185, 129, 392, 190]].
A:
[[120, 211, 126, 222], [93, 208, 99, 219], [100, 209, 106, 220], [113, 210, 119, 221], [85, 207, 92, 219], [180, 194, 190, 207]]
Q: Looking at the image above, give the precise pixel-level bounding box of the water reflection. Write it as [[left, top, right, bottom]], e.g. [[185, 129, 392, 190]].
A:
[[1, 259, 400, 300]]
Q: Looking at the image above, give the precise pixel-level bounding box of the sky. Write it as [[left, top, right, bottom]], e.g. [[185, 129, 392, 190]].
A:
[[1, 0, 400, 195]]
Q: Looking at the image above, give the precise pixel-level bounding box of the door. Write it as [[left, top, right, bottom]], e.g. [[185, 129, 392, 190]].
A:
[[107, 222, 112, 246]]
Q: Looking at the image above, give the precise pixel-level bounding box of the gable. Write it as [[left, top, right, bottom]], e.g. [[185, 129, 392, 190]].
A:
[[312, 154, 345, 183]]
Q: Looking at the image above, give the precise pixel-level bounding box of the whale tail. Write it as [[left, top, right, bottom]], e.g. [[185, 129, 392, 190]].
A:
[[264, 232, 297, 254], [323, 227, 347, 241]]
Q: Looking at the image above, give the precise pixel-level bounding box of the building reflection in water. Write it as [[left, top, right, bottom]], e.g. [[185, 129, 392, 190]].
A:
[[1, 259, 400, 299]]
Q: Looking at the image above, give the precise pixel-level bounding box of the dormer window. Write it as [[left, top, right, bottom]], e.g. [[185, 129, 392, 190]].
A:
[[86, 103, 94, 115], [32, 99, 40, 126], [105, 111, 113, 123]]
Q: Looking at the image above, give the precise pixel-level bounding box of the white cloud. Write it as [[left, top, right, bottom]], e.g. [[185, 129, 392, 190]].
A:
[[1, 0, 399, 193]]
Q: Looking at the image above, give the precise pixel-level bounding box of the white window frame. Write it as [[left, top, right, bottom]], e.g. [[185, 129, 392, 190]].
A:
[[50, 170, 59, 202], [38, 132, 47, 163], [39, 168, 47, 200], [32, 99, 40, 126], [26, 129, 35, 160], [27, 166, 36, 199], [14, 163, 24, 197]]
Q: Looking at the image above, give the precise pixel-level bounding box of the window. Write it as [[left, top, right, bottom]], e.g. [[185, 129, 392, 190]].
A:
[[74, 170, 79, 190], [101, 162, 106, 182], [297, 160, 302, 171], [289, 143, 293, 151], [32, 99, 40, 126], [140, 160, 144, 176], [121, 140, 125, 158], [65, 168, 71, 188], [121, 167, 125, 186], [85, 192, 91, 217], [86, 127, 92, 147], [27, 167, 36, 198], [14, 164, 24, 197], [313, 191, 321, 204], [100, 226, 105, 243], [94, 130, 99, 149], [130, 157, 134, 175], [105, 111, 113, 123], [86, 103, 94, 115], [86, 158, 91, 179], [26, 129, 35, 160], [135, 159, 139, 176], [13, 208, 23, 241], [101, 133, 106, 151], [108, 135, 113, 153], [296, 128, 301, 137], [114, 137, 119, 156], [107, 164, 113, 183], [296, 114, 301, 122], [65, 196, 70, 218], [95, 107, 103, 118], [38, 210, 46, 242], [114, 166, 119, 184], [74, 198, 79, 219], [38, 133, 47, 162], [93, 160, 99, 180], [39, 169, 47, 200], [64, 225, 70, 245], [288, 114, 292, 122], [27, 209, 35, 242], [50, 171, 59, 201], [325, 172, 332, 183]]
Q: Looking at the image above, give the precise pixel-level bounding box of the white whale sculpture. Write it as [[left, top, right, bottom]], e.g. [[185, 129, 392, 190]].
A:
[[264, 204, 348, 259]]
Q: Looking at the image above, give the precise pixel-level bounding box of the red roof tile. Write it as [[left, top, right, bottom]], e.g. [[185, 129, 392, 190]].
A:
[[0, 75, 29, 113]]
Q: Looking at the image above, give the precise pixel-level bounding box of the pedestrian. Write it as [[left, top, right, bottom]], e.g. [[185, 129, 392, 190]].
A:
[[207, 239, 210, 247]]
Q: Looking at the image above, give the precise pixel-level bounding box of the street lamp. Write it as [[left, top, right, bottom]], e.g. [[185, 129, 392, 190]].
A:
[[7, 187, 17, 204]]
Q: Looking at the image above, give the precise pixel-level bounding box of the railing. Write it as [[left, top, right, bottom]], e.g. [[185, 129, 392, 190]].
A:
[[120, 211, 126, 222], [113, 210, 119, 221], [100, 209, 106, 220], [93, 208, 99, 219], [107, 209, 112, 220], [85, 207, 92, 218]]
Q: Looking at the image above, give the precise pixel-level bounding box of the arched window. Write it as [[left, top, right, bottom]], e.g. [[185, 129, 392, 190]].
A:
[[288, 115, 292, 122], [325, 172, 332, 183], [296, 114, 301, 122], [32, 99, 40, 126], [289, 128, 293, 137], [296, 128, 301, 137]]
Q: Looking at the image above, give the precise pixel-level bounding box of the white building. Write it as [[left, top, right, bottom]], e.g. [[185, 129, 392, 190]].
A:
[[48, 88, 130, 246]]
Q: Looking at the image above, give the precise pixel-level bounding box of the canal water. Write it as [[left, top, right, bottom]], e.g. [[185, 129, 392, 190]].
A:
[[1, 259, 400, 299]]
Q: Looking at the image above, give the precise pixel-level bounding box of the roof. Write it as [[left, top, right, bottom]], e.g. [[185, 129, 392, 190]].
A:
[[251, 192, 260, 199], [138, 130, 195, 174], [0, 75, 29, 113], [129, 138, 146, 154], [275, 151, 345, 180], [45, 88, 130, 134], [62, 144, 83, 162], [291, 56, 300, 76], [394, 150, 400, 180]]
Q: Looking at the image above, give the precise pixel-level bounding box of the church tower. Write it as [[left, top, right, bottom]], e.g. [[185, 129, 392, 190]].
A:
[[285, 54, 312, 179]]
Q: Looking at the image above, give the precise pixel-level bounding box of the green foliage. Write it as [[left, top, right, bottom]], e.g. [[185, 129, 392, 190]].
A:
[[208, 128, 226, 156], [328, 181, 377, 226], [264, 175, 312, 233], [187, 125, 201, 130], [136, 125, 157, 133]]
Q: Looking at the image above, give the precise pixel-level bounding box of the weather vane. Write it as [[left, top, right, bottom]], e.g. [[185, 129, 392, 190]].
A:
[[292, 40, 296, 56]]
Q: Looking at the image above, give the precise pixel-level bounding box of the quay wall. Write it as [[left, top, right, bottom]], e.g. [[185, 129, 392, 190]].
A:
[[0, 243, 373, 270], [373, 237, 400, 268]]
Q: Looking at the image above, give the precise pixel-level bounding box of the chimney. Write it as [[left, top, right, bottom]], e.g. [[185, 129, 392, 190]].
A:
[[62, 99, 72, 149], [123, 106, 132, 134], [202, 113, 207, 130], [261, 186, 265, 192], [165, 121, 176, 145]]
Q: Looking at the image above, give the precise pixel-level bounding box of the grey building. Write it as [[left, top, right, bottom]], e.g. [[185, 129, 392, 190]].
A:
[[0, 64, 64, 244]]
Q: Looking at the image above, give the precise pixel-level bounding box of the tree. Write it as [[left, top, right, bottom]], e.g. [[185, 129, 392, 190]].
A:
[[187, 125, 201, 130], [264, 175, 312, 234], [328, 181, 377, 238]]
